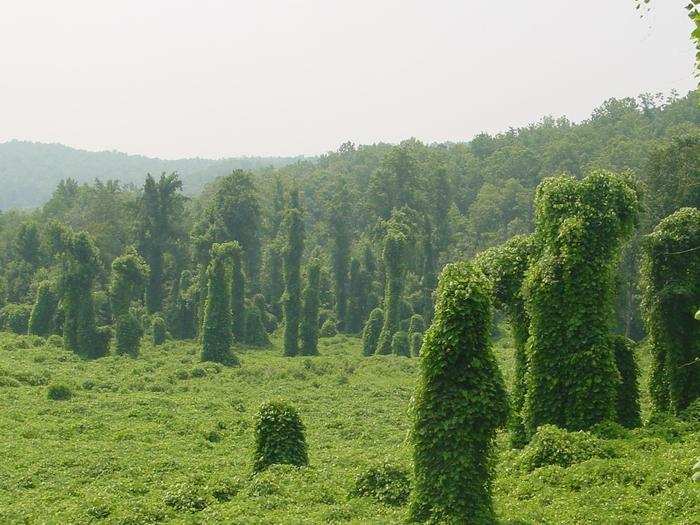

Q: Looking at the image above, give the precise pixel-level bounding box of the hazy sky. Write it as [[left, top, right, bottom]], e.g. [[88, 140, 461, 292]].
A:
[[0, 1, 696, 159]]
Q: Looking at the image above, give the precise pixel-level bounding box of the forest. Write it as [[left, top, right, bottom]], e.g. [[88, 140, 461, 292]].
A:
[[0, 88, 698, 524]]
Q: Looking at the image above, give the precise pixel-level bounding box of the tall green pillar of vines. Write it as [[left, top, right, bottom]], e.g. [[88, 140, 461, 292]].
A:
[[283, 188, 305, 356], [523, 171, 638, 433], [409, 261, 508, 524], [641, 207, 699, 413], [376, 228, 407, 355], [110, 247, 149, 357]]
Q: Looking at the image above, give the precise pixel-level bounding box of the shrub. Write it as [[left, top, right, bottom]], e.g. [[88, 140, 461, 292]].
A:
[[391, 331, 409, 357], [409, 261, 508, 524], [518, 425, 614, 472], [252, 400, 308, 473], [361, 307, 383, 356], [0, 303, 31, 334], [47, 383, 73, 401], [524, 172, 638, 433], [319, 317, 338, 338], [151, 315, 167, 345], [409, 331, 423, 357], [611, 334, 641, 428], [350, 463, 411, 506]]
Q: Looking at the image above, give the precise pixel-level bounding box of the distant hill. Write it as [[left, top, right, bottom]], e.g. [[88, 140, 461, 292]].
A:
[[0, 140, 302, 209]]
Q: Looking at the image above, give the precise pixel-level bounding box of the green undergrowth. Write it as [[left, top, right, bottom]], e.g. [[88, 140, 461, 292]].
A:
[[0, 331, 697, 524]]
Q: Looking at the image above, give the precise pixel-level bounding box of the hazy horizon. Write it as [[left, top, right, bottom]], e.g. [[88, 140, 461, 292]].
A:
[[0, 1, 696, 159]]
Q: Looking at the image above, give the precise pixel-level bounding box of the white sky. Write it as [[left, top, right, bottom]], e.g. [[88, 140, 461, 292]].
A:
[[0, 1, 696, 159]]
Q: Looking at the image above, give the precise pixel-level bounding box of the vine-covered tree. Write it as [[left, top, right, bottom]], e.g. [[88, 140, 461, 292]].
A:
[[375, 228, 407, 355], [475, 233, 537, 447], [138, 173, 184, 314], [196, 170, 262, 290], [262, 241, 285, 318], [49, 223, 109, 358], [282, 188, 305, 357], [523, 172, 638, 433], [327, 179, 351, 331], [641, 207, 700, 413], [229, 241, 246, 343], [409, 261, 508, 524], [110, 247, 149, 357], [201, 242, 239, 365], [299, 260, 321, 356]]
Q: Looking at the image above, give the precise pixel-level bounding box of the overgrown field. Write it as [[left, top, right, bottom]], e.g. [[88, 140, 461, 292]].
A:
[[0, 332, 697, 524]]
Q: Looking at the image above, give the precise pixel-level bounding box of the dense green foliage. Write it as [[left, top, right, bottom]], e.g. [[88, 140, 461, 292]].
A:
[[0, 303, 31, 334], [243, 304, 270, 347], [138, 174, 184, 314], [361, 307, 383, 356], [282, 189, 305, 357], [151, 315, 167, 346], [50, 225, 109, 358], [0, 331, 697, 523], [110, 248, 149, 357], [299, 261, 320, 356], [476, 234, 537, 447], [409, 262, 508, 524], [228, 242, 246, 343], [390, 331, 409, 357], [350, 463, 411, 506], [523, 172, 638, 433], [28, 281, 57, 336], [252, 400, 308, 473], [611, 334, 642, 428], [375, 229, 407, 355], [201, 243, 238, 366], [641, 207, 700, 413]]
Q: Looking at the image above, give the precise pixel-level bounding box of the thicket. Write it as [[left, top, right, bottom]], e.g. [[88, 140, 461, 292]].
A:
[[409, 261, 508, 524], [641, 207, 700, 413], [523, 172, 638, 433], [252, 400, 308, 473], [391, 331, 409, 357]]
